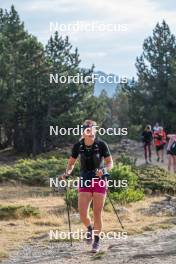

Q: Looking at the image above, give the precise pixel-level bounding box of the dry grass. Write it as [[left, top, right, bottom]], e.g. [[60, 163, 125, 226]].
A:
[[0, 185, 175, 261], [103, 196, 173, 235], [0, 185, 80, 261]]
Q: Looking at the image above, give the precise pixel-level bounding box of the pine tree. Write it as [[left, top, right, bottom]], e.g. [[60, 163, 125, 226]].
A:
[[129, 20, 176, 130], [45, 32, 94, 145], [0, 5, 28, 148]]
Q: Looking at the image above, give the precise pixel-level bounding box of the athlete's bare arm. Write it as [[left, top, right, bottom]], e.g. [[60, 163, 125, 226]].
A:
[[96, 156, 113, 177], [65, 157, 77, 175], [104, 156, 113, 171]]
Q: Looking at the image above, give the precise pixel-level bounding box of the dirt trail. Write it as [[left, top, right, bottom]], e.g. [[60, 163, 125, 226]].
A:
[[1, 228, 176, 264], [134, 143, 169, 170]]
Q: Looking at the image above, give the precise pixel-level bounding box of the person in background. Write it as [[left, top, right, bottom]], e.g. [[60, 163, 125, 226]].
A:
[[153, 122, 160, 132], [153, 126, 166, 162], [141, 125, 153, 164], [167, 133, 176, 173]]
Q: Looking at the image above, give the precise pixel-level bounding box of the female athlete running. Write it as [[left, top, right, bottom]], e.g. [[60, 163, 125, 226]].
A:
[[62, 120, 113, 253]]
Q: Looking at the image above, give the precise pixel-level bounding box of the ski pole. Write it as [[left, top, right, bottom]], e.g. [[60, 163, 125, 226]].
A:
[[58, 173, 73, 246], [65, 184, 73, 246], [107, 190, 124, 230], [99, 170, 125, 230]]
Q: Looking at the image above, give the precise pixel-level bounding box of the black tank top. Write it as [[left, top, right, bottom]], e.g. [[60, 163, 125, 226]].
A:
[[71, 138, 111, 171]]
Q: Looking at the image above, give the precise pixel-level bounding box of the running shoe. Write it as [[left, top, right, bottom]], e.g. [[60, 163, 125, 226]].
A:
[[92, 241, 100, 253], [85, 225, 93, 245]]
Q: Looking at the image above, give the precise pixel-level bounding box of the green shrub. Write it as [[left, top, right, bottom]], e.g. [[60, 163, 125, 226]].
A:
[[107, 163, 144, 204], [0, 205, 40, 220], [64, 188, 78, 212], [108, 188, 144, 204], [0, 157, 67, 185], [116, 154, 137, 167], [109, 163, 138, 192], [136, 165, 176, 194]]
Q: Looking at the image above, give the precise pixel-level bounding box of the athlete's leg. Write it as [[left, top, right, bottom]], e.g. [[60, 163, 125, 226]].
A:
[[92, 192, 106, 235], [161, 147, 164, 162], [144, 144, 147, 162], [158, 150, 161, 160], [78, 192, 92, 227], [173, 155, 176, 173], [158, 148, 163, 161], [168, 154, 172, 171], [156, 147, 159, 161], [148, 144, 152, 161]]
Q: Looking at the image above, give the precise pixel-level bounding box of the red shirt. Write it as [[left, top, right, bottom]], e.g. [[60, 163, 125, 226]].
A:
[[154, 130, 166, 146]]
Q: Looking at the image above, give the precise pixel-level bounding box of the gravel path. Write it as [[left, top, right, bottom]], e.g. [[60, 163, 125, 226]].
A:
[[2, 228, 176, 264]]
